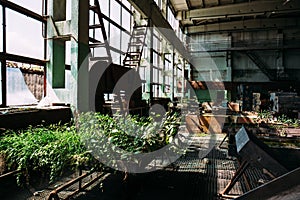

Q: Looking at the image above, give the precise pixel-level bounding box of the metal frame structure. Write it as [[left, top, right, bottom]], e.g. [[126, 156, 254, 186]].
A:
[[93, 0, 133, 65], [168, 0, 300, 84], [0, 0, 190, 110], [0, 0, 47, 107]]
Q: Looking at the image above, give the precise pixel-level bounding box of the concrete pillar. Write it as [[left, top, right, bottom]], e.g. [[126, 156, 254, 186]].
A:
[[70, 0, 89, 111], [46, 0, 89, 111], [47, 0, 66, 88]]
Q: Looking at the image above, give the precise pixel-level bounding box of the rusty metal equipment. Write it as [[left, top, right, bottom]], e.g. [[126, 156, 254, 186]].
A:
[[219, 160, 250, 198], [47, 170, 107, 200], [236, 167, 300, 200], [236, 126, 288, 177], [219, 126, 289, 198], [270, 92, 300, 117]]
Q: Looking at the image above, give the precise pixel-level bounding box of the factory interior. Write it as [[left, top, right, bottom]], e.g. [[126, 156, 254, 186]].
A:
[[0, 0, 300, 199]]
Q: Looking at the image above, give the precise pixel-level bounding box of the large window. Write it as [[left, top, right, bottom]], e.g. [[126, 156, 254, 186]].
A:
[[154, 0, 162, 9], [164, 54, 172, 94], [90, 0, 133, 65], [122, 7, 131, 31], [6, 9, 44, 59], [121, 0, 131, 10], [166, 5, 184, 42], [0, 1, 46, 107], [10, 0, 42, 14], [101, 0, 109, 16], [110, 0, 121, 24], [167, 6, 177, 30], [151, 27, 166, 98]]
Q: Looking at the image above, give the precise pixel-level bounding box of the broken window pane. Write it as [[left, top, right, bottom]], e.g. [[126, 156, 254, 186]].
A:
[[7, 62, 41, 106]]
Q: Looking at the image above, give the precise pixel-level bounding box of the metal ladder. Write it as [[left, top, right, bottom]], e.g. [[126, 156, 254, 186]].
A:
[[89, 0, 112, 63], [123, 22, 149, 68]]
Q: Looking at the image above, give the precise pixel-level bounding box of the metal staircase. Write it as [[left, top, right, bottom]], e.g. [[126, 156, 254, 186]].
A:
[[123, 23, 149, 68], [245, 51, 277, 81], [89, 0, 112, 63]]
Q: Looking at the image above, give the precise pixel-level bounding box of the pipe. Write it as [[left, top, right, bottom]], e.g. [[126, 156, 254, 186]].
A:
[[47, 170, 106, 200], [64, 172, 107, 199], [1, 5, 7, 107], [0, 169, 22, 179]]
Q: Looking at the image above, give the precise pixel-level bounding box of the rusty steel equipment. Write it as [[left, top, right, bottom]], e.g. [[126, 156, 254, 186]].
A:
[[235, 126, 288, 177], [236, 167, 300, 200], [219, 126, 290, 198], [47, 170, 106, 200]]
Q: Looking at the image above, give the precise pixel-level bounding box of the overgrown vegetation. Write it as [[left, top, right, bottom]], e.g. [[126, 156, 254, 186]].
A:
[[77, 111, 182, 169], [0, 111, 181, 185], [256, 110, 299, 128], [277, 114, 299, 128], [0, 124, 92, 184]]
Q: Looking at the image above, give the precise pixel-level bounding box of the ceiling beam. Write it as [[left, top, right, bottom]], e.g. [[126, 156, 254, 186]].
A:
[[177, 0, 300, 20], [170, 0, 189, 11], [128, 0, 190, 60], [187, 17, 300, 34], [185, 0, 191, 10], [189, 45, 300, 53]]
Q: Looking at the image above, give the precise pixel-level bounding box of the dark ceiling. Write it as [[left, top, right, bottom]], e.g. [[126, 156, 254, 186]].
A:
[[168, 0, 300, 34]]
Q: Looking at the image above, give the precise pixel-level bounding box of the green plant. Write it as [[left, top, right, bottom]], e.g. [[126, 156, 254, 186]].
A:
[[0, 123, 92, 185], [78, 111, 181, 154], [0, 111, 182, 185], [277, 115, 299, 128], [256, 110, 274, 123], [77, 111, 182, 169]]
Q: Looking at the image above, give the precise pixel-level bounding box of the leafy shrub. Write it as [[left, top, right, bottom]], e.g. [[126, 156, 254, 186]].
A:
[[0, 123, 91, 184], [0, 111, 181, 184]]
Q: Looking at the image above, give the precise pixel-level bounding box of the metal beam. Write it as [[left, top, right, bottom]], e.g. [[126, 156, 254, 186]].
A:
[[187, 17, 300, 34], [102, 14, 130, 34], [0, 52, 47, 66], [128, 0, 191, 61], [178, 0, 300, 20], [189, 45, 300, 53], [170, 0, 189, 10], [1, 6, 6, 107], [0, 0, 46, 22]]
